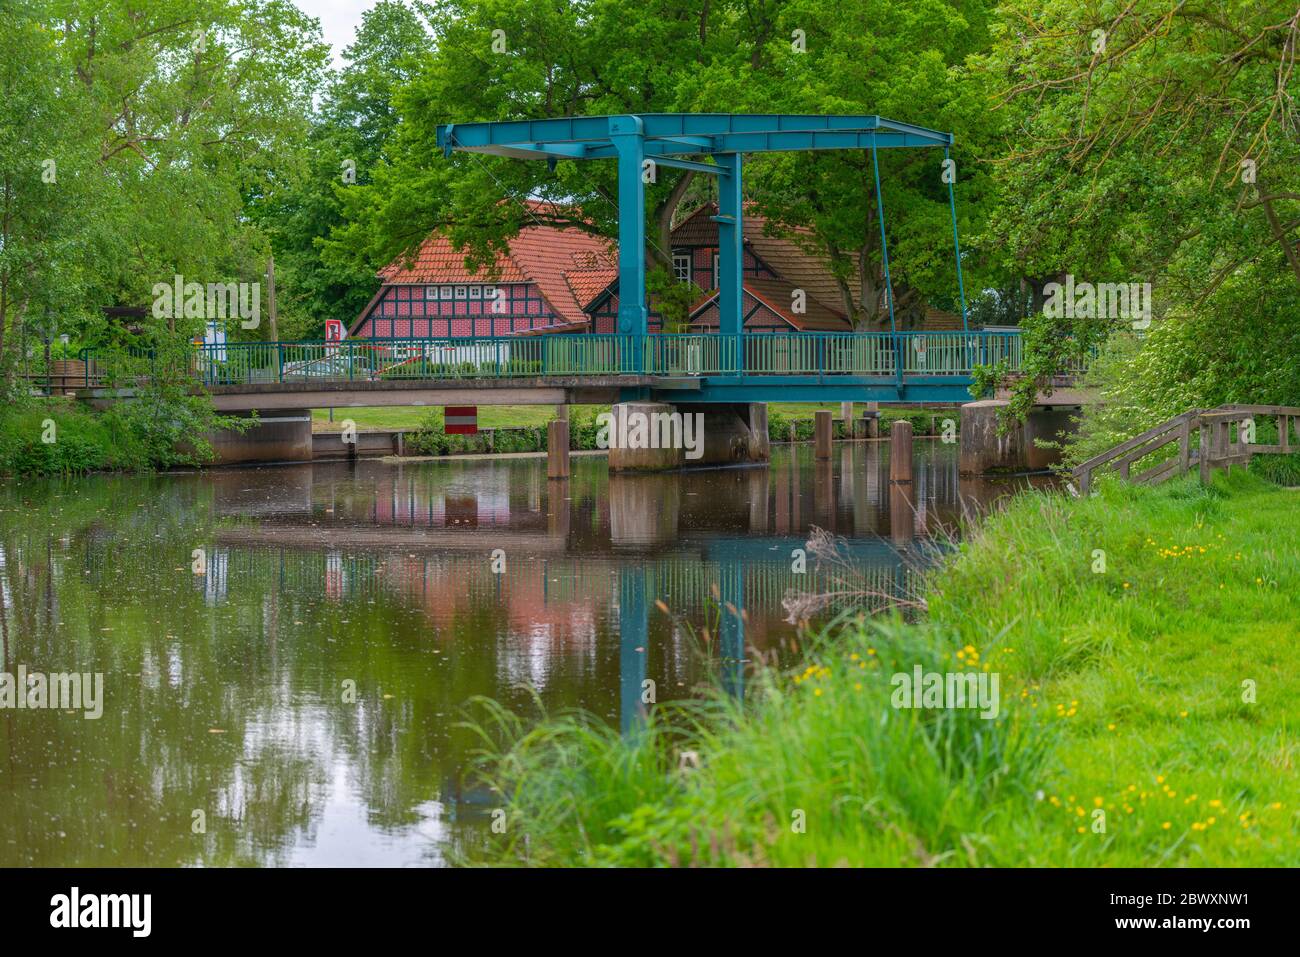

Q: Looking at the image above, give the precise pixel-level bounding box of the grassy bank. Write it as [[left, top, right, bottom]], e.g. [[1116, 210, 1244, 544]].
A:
[[0, 392, 239, 477], [469, 468, 1300, 866]]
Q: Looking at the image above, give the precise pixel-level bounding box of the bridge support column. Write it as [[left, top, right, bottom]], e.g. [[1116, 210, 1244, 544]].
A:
[[608, 402, 769, 471], [959, 399, 1080, 474], [205, 408, 313, 465]]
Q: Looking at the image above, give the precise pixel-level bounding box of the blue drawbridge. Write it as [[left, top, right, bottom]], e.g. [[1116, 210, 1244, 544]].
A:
[[437, 113, 998, 404]]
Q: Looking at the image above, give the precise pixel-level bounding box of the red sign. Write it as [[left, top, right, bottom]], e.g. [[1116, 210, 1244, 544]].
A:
[[445, 406, 478, 435], [325, 319, 345, 342]]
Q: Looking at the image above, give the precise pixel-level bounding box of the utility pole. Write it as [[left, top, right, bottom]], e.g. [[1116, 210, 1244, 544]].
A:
[[267, 255, 280, 342]]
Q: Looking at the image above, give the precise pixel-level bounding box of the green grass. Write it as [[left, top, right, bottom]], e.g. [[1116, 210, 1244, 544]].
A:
[[311, 403, 960, 435], [1249, 450, 1300, 487], [312, 405, 564, 432], [467, 467, 1300, 866]]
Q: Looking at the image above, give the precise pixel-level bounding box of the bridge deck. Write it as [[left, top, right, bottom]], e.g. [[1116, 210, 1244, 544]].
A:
[[79, 331, 1030, 406]]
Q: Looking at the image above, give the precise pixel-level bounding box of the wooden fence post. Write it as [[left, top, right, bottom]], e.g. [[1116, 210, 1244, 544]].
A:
[[1199, 418, 1212, 484]]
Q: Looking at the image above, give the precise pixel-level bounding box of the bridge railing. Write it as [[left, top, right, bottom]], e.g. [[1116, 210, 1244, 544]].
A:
[[79, 330, 1030, 387]]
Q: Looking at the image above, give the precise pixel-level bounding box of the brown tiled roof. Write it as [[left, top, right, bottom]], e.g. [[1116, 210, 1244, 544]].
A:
[[508, 225, 616, 323], [921, 307, 963, 330], [688, 277, 851, 332], [671, 204, 855, 319]]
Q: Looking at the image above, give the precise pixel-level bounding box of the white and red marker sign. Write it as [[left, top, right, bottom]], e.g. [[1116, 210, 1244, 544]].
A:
[[445, 406, 478, 435], [325, 319, 346, 343]]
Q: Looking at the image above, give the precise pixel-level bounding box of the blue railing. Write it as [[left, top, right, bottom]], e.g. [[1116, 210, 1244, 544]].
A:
[[80, 330, 1028, 387]]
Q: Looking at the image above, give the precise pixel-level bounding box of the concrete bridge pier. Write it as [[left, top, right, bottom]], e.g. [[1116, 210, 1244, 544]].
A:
[[607, 401, 769, 471], [959, 399, 1082, 474], [206, 408, 313, 465]]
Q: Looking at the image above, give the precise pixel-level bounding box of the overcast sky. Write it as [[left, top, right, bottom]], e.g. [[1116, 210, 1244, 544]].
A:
[[295, 0, 374, 68]]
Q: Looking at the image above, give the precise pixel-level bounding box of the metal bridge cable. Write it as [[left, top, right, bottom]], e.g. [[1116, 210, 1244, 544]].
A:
[[588, 182, 710, 298], [944, 146, 969, 332], [870, 137, 897, 336]]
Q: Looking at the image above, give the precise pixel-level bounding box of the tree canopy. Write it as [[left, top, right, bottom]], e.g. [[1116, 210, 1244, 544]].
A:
[[3, 0, 1296, 441]]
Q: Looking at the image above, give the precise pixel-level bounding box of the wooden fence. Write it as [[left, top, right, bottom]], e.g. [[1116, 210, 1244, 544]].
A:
[[1074, 404, 1300, 494]]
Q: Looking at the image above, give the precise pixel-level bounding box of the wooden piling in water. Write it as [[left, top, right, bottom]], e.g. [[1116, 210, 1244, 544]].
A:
[[889, 420, 915, 543], [814, 410, 832, 459], [547, 419, 570, 479], [890, 420, 913, 486]]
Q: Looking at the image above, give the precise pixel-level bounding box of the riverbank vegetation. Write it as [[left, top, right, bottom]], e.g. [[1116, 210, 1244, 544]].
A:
[[0, 392, 245, 478], [469, 468, 1300, 866]]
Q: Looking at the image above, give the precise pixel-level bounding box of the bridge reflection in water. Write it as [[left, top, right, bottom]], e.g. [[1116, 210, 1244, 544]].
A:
[[2, 442, 1049, 866], [205, 442, 1032, 733]]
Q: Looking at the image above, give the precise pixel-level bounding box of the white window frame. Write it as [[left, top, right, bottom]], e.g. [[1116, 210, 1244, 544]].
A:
[[439, 286, 453, 300], [483, 285, 496, 300], [454, 285, 468, 299], [424, 286, 438, 300], [672, 251, 692, 284], [469, 285, 482, 300]]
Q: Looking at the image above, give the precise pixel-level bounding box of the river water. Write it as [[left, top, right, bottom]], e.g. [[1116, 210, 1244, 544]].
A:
[[0, 441, 1039, 866]]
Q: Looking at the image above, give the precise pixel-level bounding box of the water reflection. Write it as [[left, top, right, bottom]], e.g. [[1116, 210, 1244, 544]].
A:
[[0, 442, 1041, 866]]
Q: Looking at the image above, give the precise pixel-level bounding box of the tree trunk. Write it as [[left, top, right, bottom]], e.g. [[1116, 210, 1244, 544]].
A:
[[1256, 179, 1300, 290], [267, 255, 280, 341], [651, 170, 695, 266]]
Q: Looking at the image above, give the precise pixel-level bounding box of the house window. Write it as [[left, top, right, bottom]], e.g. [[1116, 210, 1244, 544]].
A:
[[483, 285, 496, 300], [672, 252, 691, 284], [455, 286, 468, 299], [424, 286, 438, 300], [469, 286, 482, 300], [439, 286, 453, 300]]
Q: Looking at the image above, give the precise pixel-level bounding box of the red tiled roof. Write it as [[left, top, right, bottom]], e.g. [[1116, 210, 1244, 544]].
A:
[[375, 202, 616, 324], [370, 201, 959, 332], [378, 233, 528, 284], [565, 268, 618, 310]]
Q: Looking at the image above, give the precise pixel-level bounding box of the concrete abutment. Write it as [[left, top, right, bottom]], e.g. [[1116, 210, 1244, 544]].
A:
[[959, 399, 1081, 474]]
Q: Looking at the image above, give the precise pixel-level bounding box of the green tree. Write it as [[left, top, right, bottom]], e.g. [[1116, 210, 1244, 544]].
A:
[[677, 0, 1004, 329], [328, 0, 733, 280], [253, 0, 434, 339], [1, 0, 328, 371], [978, 0, 1300, 418]]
